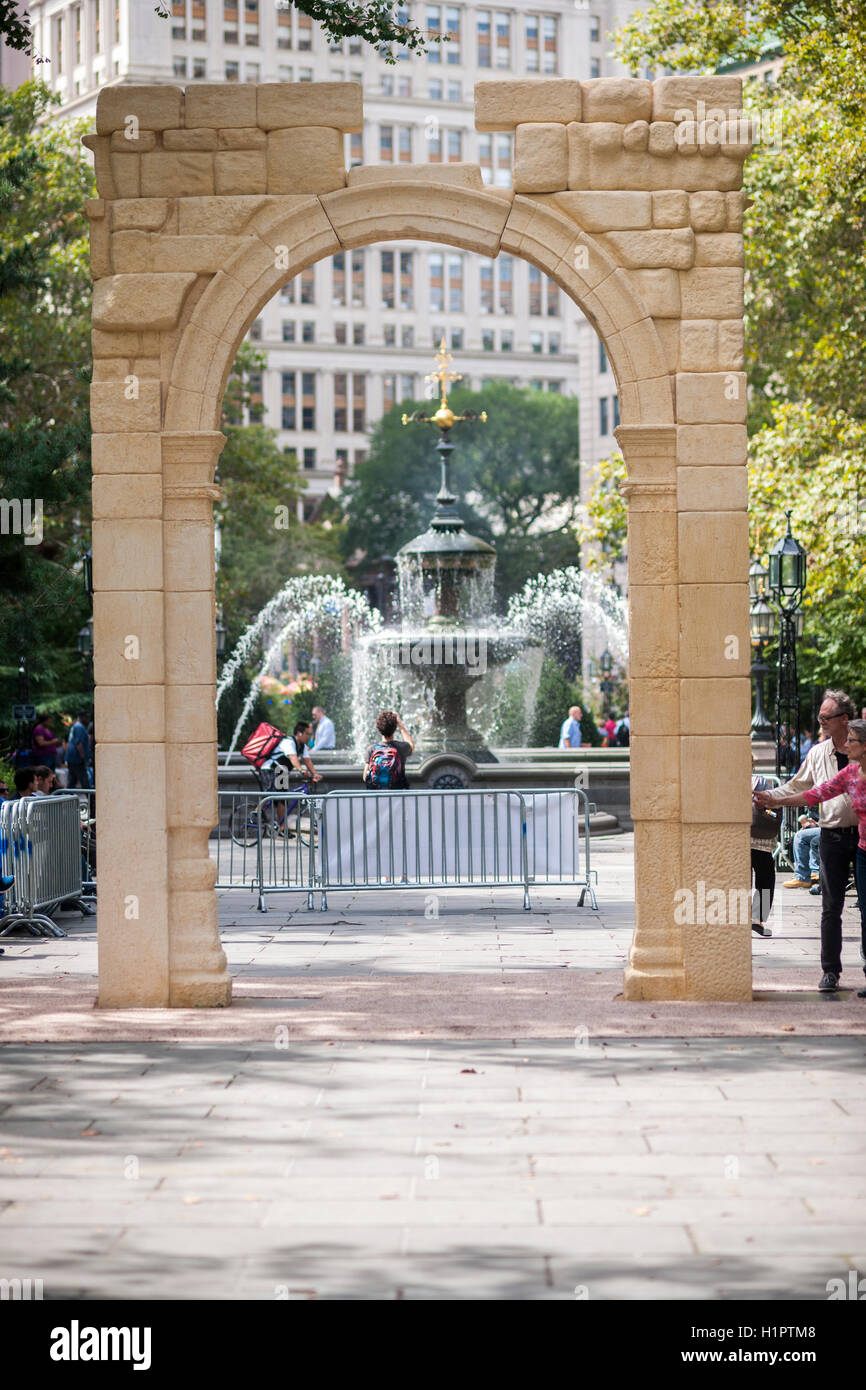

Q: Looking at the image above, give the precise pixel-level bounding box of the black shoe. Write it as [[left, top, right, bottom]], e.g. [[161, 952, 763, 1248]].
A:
[[751, 922, 772, 937], [819, 971, 840, 992], [809, 883, 822, 895], [857, 986, 866, 999]]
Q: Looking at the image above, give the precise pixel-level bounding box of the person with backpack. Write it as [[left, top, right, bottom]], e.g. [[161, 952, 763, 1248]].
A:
[[363, 710, 414, 790]]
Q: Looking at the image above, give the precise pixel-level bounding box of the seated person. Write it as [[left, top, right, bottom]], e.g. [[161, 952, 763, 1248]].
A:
[[785, 815, 821, 888]]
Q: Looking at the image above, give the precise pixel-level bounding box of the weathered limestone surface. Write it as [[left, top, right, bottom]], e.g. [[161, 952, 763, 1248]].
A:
[[87, 78, 753, 1009]]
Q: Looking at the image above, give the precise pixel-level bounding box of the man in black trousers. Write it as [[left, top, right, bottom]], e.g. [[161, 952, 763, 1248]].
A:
[[762, 689, 857, 991]]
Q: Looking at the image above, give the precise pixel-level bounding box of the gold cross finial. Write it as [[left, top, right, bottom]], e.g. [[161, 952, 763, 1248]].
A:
[[425, 336, 462, 411]]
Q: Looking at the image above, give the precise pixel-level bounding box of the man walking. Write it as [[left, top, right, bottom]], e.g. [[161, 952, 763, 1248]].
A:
[[311, 705, 336, 750], [761, 689, 858, 991], [558, 705, 583, 750], [65, 711, 91, 788]]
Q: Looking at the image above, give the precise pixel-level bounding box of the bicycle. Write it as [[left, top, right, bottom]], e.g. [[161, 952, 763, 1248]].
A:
[[228, 768, 322, 849]]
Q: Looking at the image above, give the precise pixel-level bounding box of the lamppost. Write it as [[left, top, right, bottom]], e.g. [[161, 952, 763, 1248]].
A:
[[767, 512, 807, 778], [79, 546, 95, 705], [599, 648, 615, 707], [215, 609, 227, 668], [748, 558, 774, 742]]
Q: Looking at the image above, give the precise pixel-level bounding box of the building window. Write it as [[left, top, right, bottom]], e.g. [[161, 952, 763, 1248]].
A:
[[427, 124, 442, 161], [297, 10, 312, 48], [335, 322, 347, 344], [426, 4, 441, 62], [600, 397, 609, 435], [281, 371, 296, 430], [451, 328, 463, 350], [381, 72, 394, 95], [401, 324, 414, 348], [400, 374, 414, 401], [245, 62, 260, 81], [173, 0, 186, 39], [613, 393, 620, 429], [477, 8, 491, 67], [525, 12, 538, 71], [529, 378, 544, 391], [548, 332, 560, 355], [279, 64, 293, 81], [193, 57, 206, 77], [498, 255, 512, 314], [395, 1, 410, 58], [174, 56, 188, 78], [277, 0, 291, 45], [429, 78, 442, 99], [547, 279, 559, 316], [590, 57, 601, 79], [282, 322, 295, 343], [590, 14, 600, 43], [448, 253, 463, 313], [548, 380, 562, 394], [400, 251, 413, 310], [225, 61, 239, 80], [599, 341, 608, 373], [542, 15, 557, 72], [349, 131, 363, 166], [447, 79, 461, 101], [530, 330, 543, 354], [398, 125, 412, 162], [300, 267, 315, 305], [528, 264, 542, 316], [380, 124, 393, 161], [192, 0, 206, 40], [332, 252, 346, 307], [495, 134, 512, 188], [303, 448, 316, 470], [429, 252, 444, 312], [383, 373, 396, 411], [500, 329, 513, 351], [301, 372, 316, 430], [353, 375, 367, 432], [249, 318, 262, 341], [478, 134, 493, 184], [445, 5, 460, 64], [354, 449, 367, 464], [95, 0, 103, 52], [381, 251, 395, 309], [495, 10, 510, 68], [447, 129, 462, 161], [335, 447, 349, 468], [351, 250, 365, 307], [56, 12, 64, 72], [334, 373, 347, 431], [298, 67, 313, 82], [397, 75, 412, 97], [353, 323, 365, 346], [302, 321, 314, 344], [480, 259, 494, 313], [280, 282, 295, 305], [384, 324, 396, 346]]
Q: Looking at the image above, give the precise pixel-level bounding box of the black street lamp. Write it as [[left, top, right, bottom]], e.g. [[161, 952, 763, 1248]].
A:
[[749, 594, 775, 741], [767, 512, 807, 777], [599, 648, 615, 703], [215, 610, 227, 666], [77, 619, 94, 660]]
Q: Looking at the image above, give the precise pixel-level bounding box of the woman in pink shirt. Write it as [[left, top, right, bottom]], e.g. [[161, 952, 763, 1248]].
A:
[[755, 718, 866, 997]]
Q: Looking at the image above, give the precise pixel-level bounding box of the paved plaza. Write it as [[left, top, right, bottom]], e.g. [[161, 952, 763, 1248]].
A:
[[1, 835, 865, 1299]]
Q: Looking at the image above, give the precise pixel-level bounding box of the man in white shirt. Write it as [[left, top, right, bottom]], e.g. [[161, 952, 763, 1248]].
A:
[[312, 706, 336, 750], [558, 705, 583, 749]]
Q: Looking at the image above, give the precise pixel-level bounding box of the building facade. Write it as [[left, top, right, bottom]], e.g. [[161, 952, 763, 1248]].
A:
[[26, 0, 642, 679]]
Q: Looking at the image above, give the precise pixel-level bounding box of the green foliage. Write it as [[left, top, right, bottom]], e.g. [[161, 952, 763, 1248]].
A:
[[0, 83, 96, 734], [340, 383, 582, 603], [312, 652, 353, 748], [490, 667, 531, 746], [529, 657, 601, 748], [576, 450, 628, 570], [0, 2, 34, 54]]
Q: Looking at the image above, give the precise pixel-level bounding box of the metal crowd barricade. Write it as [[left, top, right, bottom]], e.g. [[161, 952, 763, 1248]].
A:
[[520, 787, 599, 909], [213, 789, 317, 912], [0, 795, 88, 938]]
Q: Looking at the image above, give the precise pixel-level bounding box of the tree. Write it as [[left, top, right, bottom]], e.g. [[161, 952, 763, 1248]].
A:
[[528, 656, 602, 747], [340, 383, 582, 603], [0, 83, 95, 730]]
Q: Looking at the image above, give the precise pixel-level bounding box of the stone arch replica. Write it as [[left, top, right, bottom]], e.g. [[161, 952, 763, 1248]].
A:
[[85, 75, 754, 1009]]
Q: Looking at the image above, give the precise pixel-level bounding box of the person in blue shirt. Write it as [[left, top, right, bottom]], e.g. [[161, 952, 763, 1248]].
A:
[[558, 705, 583, 749], [65, 711, 91, 789]]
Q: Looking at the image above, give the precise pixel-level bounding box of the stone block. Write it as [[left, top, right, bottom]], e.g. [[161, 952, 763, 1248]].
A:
[[718, 319, 745, 369], [581, 78, 652, 123], [151, 233, 244, 274], [622, 120, 649, 152], [566, 122, 591, 187], [689, 190, 726, 231], [678, 511, 749, 584], [648, 122, 676, 157], [677, 423, 747, 466], [112, 198, 170, 231], [163, 520, 215, 593], [679, 267, 744, 319], [92, 518, 164, 591], [218, 127, 268, 150], [652, 190, 689, 227], [165, 745, 219, 829], [214, 149, 268, 195], [681, 735, 752, 823], [348, 162, 485, 190], [629, 678, 679, 738], [185, 83, 257, 128], [141, 151, 214, 198], [110, 129, 157, 152], [631, 268, 680, 318], [514, 123, 568, 193], [475, 78, 580, 131], [681, 823, 751, 893], [178, 194, 274, 235], [164, 684, 218, 744], [163, 129, 218, 151], [111, 229, 151, 273], [258, 82, 363, 132], [679, 320, 719, 372], [92, 272, 197, 331], [725, 191, 745, 230], [90, 380, 162, 433], [652, 76, 743, 123], [678, 464, 748, 512], [91, 474, 162, 520], [679, 583, 750, 677], [554, 190, 651, 230], [618, 317, 669, 382], [627, 510, 678, 585], [93, 590, 165, 685], [680, 677, 751, 736], [266, 128, 346, 194], [95, 684, 166, 744], [90, 216, 111, 278], [677, 371, 747, 424], [165, 593, 217, 686], [599, 228, 694, 269], [653, 319, 680, 372], [92, 432, 162, 475], [629, 584, 679, 677], [631, 734, 681, 820], [694, 233, 744, 267], [109, 153, 140, 198], [637, 374, 675, 423], [96, 85, 183, 134]]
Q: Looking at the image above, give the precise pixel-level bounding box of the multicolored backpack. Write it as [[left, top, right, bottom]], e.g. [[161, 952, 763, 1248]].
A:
[[363, 744, 402, 789]]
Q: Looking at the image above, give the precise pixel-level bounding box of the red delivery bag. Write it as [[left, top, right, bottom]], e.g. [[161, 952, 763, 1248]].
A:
[[240, 722, 284, 769]]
